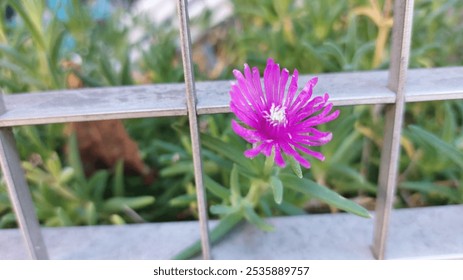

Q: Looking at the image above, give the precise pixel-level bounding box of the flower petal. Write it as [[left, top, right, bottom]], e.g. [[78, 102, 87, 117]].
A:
[[244, 144, 265, 158], [283, 69, 299, 108], [230, 102, 258, 128], [288, 77, 318, 115], [280, 142, 311, 168], [231, 120, 261, 143], [292, 143, 325, 161], [273, 145, 286, 167], [251, 66, 265, 104], [278, 68, 290, 105], [264, 58, 276, 107], [229, 60, 338, 170], [233, 69, 263, 113]]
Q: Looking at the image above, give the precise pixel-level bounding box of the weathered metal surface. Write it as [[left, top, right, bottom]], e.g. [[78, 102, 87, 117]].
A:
[[373, 0, 414, 260], [0, 84, 188, 126], [0, 71, 395, 127], [0, 94, 48, 259], [196, 70, 396, 114], [406, 67, 463, 102], [177, 0, 212, 259], [1, 67, 461, 127], [0, 205, 461, 260]]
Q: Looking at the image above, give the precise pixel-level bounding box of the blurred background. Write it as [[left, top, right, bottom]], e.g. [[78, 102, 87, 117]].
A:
[[0, 0, 462, 228]]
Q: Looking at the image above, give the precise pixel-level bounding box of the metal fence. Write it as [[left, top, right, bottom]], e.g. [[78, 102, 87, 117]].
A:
[[0, 0, 462, 260]]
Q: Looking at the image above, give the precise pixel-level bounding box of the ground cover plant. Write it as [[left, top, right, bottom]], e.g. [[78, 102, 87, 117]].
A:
[[0, 0, 462, 232]]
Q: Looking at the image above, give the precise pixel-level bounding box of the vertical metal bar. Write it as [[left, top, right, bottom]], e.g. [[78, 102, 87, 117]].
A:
[[176, 0, 212, 259], [0, 93, 49, 259], [373, 0, 414, 260]]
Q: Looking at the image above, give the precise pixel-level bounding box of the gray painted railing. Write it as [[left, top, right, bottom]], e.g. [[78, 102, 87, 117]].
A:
[[0, 0, 462, 260]]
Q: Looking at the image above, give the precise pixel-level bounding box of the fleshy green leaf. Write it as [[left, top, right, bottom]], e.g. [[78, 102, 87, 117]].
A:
[[409, 125, 463, 169], [204, 175, 230, 200], [399, 181, 459, 203], [89, 170, 109, 202], [120, 54, 134, 85], [169, 194, 196, 207], [288, 156, 303, 178], [201, 134, 258, 176], [55, 207, 72, 226], [103, 196, 155, 212], [160, 161, 193, 177], [7, 1, 46, 50], [243, 204, 274, 231], [210, 204, 238, 215], [0, 44, 33, 71], [58, 167, 74, 184], [259, 199, 273, 216], [330, 164, 377, 193], [67, 132, 85, 185], [230, 164, 241, 204], [0, 212, 16, 227], [280, 174, 371, 218], [85, 202, 98, 226], [270, 176, 283, 204], [113, 160, 125, 197], [276, 201, 306, 215], [100, 52, 118, 85], [173, 212, 243, 260], [110, 214, 126, 225]]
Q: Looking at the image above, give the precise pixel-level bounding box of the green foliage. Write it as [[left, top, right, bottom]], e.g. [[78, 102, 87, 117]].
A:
[[411, 0, 463, 67], [397, 124, 463, 205], [0, 0, 462, 233], [9, 133, 155, 227]]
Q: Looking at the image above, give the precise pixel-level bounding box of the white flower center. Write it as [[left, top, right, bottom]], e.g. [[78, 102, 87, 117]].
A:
[[264, 103, 287, 127]]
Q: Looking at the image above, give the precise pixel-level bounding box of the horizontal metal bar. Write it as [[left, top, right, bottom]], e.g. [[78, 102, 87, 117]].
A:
[[405, 67, 463, 102], [196, 70, 395, 114], [0, 67, 461, 127], [0, 205, 461, 260], [0, 84, 188, 127]]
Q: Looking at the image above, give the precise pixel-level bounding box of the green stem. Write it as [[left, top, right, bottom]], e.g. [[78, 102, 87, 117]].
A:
[[263, 152, 275, 177], [172, 212, 244, 260], [245, 181, 261, 205], [246, 155, 278, 206], [243, 154, 277, 205], [174, 155, 277, 259]]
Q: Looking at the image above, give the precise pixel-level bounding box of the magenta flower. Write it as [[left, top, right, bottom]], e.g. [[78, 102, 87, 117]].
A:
[[229, 58, 340, 169]]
